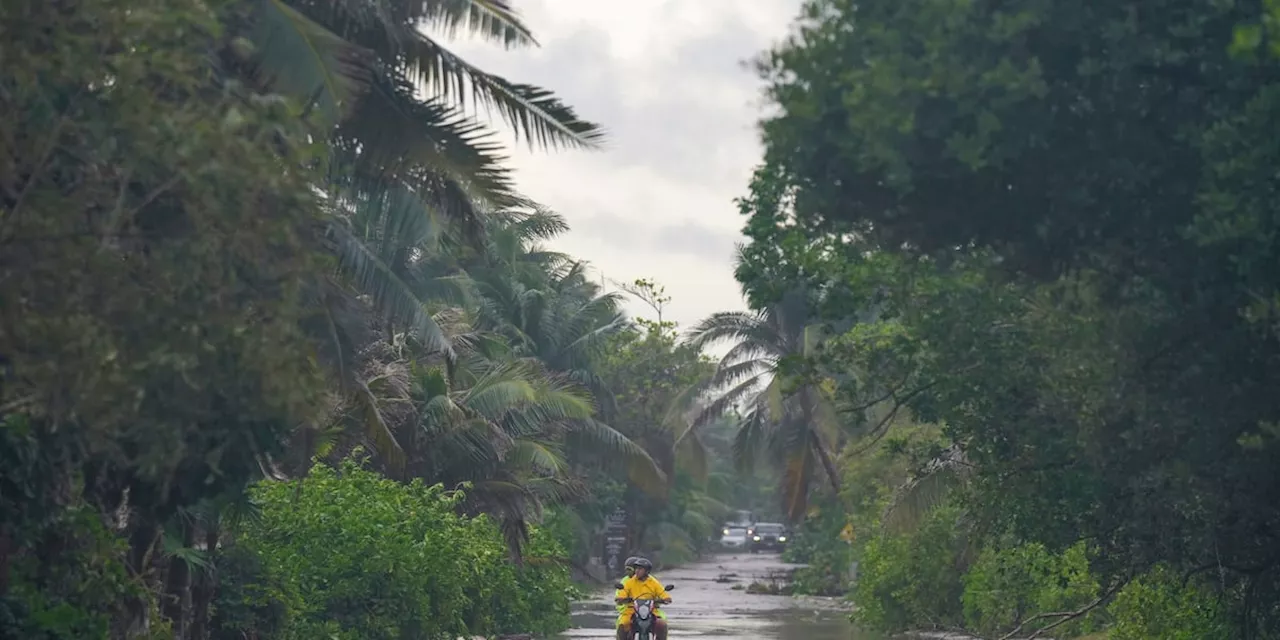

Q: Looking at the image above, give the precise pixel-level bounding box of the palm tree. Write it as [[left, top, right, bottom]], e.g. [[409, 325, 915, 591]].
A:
[[238, 0, 601, 242], [880, 442, 972, 534], [686, 289, 844, 522], [467, 209, 630, 412], [398, 338, 660, 559], [230, 0, 605, 464]]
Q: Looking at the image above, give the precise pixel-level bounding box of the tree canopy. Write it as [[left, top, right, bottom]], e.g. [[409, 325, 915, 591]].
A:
[[0, 1, 742, 638], [720, 0, 1280, 636]]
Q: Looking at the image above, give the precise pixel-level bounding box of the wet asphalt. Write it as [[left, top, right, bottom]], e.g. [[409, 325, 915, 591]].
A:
[[560, 552, 883, 640]]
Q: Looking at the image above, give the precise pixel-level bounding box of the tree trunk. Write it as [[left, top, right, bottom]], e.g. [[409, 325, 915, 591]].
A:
[[161, 521, 195, 638], [800, 387, 842, 494], [116, 518, 161, 640], [0, 530, 12, 596], [812, 435, 841, 494], [189, 524, 220, 640]]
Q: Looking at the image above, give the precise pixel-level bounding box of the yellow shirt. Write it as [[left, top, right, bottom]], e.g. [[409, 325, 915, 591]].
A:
[[618, 575, 669, 603]]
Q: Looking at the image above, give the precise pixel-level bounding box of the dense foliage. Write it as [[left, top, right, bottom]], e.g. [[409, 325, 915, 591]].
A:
[[19, 0, 1276, 638], [211, 459, 572, 640], [683, 0, 1280, 637], [0, 0, 731, 638]]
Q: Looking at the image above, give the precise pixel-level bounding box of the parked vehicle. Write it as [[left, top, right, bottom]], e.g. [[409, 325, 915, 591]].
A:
[[723, 510, 753, 532], [719, 527, 748, 550], [748, 522, 788, 553]]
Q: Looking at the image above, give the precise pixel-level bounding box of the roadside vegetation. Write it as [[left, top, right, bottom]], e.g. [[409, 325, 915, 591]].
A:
[[0, 0, 753, 638], [679, 0, 1280, 638], [7, 0, 1280, 639]]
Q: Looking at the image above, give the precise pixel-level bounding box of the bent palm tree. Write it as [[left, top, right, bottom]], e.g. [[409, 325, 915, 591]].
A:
[[880, 442, 972, 534], [403, 347, 660, 559], [237, 0, 605, 462], [686, 290, 843, 522]]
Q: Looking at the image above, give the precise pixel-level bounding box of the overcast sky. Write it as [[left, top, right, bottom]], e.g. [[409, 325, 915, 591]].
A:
[[443, 0, 802, 331]]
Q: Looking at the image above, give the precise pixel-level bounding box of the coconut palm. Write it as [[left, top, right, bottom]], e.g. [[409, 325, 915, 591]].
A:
[[685, 289, 843, 522], [231, 0, 604, 463], [400, 341, 660, 558], [880, 442, 973, 534], [466, 209, 629, 409], [238, 0, 602, 242]]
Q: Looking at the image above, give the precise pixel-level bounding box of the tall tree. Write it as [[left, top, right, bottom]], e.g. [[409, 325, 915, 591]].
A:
[[687, 289, 842, 522], [738, 0, 1280, 633]]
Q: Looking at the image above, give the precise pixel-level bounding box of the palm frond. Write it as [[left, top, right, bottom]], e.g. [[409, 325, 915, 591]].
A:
[[506, 439, 567, 475], [328, 218, 453, 356], [674, 430, 709, 483], [685, 310, 781, 355], [462, 373, 537, 420], [506, 207, 570, 241], [336, 75, 523, 212], [730, 404, 771, 472], [404, 34, 605, 149], [571, 419, 666, 494], [882, 446, 971, 534], [691, 373, 765, 428], [248, 0, 373, 124], [416, 0, 538, 48]]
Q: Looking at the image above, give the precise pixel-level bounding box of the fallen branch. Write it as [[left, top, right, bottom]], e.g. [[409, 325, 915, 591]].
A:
[[997, 578, 1126, 640]]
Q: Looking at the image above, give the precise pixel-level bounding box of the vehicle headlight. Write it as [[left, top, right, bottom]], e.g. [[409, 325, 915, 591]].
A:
[[723, 528, 729, 535], [778, 536, 787, 542], [753, 536, 761, 541]]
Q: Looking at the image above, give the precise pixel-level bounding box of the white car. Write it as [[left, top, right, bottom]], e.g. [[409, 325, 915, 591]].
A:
[[719, 527, 748, 549]]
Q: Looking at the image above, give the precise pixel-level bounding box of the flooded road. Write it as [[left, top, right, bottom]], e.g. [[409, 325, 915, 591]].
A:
[[560, 553, 883, 640]]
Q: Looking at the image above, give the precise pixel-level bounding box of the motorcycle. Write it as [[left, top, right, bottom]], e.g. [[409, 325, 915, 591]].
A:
[[614, 583, 675, 640]]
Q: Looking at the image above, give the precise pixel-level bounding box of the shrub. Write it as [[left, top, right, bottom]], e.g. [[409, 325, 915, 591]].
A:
[[1108, 565, 1233, 640], [961, 541, 1101, 637], [853, 505, 966, 631], [216, 459, 572, 640]]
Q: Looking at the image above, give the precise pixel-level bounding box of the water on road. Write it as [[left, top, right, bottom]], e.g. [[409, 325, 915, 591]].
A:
[[560, 553, 883, 640]]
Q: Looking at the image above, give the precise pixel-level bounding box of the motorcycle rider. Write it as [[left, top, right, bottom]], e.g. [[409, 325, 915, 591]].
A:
[[614, 557, 670, 640], [614, 556, 640, 617]]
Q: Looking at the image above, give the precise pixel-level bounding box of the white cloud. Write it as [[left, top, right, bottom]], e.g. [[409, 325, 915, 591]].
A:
[[440, 0, 802, 330]]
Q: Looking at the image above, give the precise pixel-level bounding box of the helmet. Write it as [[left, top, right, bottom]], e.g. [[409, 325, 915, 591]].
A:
[[632, 557, 653, 570], [624, 556, 639, 568]]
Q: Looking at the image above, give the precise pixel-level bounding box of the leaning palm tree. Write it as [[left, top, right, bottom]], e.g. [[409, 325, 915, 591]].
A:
[[239, 0, 602, 238], [880, 442, 972, 534], [466, 210, 629, 409], [685, 289, 843, 522], [230, 0, 604, 461], [401, 344, 660, 559]]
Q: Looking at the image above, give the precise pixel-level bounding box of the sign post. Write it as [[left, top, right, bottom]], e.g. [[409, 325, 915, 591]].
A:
[[603, 507, 628, 576]]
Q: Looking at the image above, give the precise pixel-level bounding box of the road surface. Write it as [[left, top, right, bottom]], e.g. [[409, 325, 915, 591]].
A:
[[560, 552, 882, 639]]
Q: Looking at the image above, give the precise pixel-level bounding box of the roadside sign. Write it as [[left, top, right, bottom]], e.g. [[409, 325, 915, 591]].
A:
[[603, 508, 628, 574]]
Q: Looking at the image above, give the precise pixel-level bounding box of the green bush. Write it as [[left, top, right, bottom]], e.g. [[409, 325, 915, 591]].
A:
[[1108, 565, 1233, 640], [215, 458, 572, 640], [852, 505, 966, 631], [961, 541, 1101, 637]]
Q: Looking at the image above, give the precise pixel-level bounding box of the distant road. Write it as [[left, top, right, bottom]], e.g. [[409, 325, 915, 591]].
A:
[[559, 552, 868, 640]]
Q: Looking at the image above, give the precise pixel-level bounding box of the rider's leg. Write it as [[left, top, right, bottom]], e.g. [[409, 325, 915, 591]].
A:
[[653, 617, 668, 640], [615, 616, 630, 640]]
